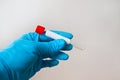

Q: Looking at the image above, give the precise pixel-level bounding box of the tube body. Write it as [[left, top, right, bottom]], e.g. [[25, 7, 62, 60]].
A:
[[45, 30, 71, 44]]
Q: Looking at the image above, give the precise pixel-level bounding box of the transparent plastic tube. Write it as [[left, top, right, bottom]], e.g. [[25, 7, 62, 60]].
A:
[[35, 25, 84, 50]]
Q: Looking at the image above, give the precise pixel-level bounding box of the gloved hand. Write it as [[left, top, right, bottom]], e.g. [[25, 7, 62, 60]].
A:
[[0, 30, 73, 80]]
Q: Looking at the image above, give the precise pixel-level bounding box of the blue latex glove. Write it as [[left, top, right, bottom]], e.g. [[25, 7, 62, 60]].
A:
[[0, 30, 73, 80]]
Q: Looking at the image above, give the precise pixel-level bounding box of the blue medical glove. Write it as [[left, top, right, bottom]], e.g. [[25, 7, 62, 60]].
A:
[[0, 30, 73, 80]]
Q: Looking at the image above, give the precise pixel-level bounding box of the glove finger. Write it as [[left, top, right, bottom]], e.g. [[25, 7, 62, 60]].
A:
[[52, 52, 69, 60], [21, 30, 73, 42], [62, 44, 73, 51], [38, 39, 66, 58], [51, 30, 73, 39], [41, 60, 59, 68]]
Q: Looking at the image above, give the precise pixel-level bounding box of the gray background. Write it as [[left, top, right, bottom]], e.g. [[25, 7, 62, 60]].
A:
[[0, 0, 120, 80]]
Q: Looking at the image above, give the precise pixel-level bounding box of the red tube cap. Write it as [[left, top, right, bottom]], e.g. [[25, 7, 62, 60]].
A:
[[35, 25, 45, 34]]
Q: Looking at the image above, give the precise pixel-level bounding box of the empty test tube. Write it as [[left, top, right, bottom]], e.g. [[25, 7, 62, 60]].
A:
[[35, 25, 82, 50]]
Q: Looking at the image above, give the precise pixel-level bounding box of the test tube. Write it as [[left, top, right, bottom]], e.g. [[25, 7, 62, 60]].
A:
[[35, 25, 83, 50]]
